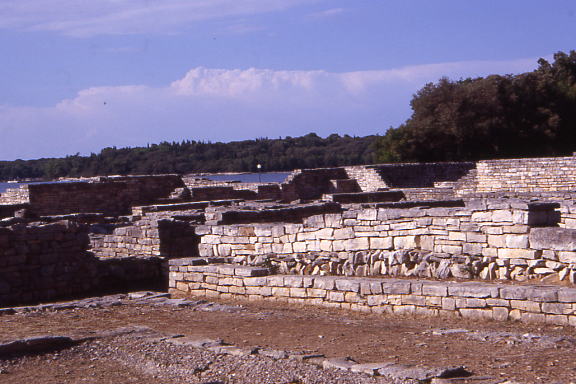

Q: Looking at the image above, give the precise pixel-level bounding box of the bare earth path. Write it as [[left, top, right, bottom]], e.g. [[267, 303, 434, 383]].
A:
[[0, 297, 575, 383]]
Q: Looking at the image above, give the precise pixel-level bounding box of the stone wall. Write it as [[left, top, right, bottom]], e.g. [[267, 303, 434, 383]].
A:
[[0, 175, 184, 216], [90, 210, 202, 259], [0, 221, 95, 306], [457, 156, 576, 195], [169, 262, 576, 327], [0, 185, 29, 205], [195, 200, 576, 283], [344, 166, 387, 192], [280, 168, 349, 201], [0, 221, 164, 307]]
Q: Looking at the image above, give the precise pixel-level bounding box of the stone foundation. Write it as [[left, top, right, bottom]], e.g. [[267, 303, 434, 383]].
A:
[[169, 262, 576, 327]]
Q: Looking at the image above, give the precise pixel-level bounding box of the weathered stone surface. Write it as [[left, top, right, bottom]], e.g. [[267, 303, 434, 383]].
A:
[[529, 227, 576, 251]]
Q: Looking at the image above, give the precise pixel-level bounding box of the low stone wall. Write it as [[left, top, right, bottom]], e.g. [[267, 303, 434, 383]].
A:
[[0, 221, 95, 306], [0, 221, 165, 307], [280, 168, 349, 201], [459, 156, 576, 195], [195, 200, 576, 284], [203, 202, 342, 225], [90, 211, 201, 259], [169, 262, 576, 327], [0, 175, 184, 217]]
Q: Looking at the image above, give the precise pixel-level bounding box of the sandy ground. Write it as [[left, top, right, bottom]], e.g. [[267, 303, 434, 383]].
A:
[[0, 296, 575, 383]]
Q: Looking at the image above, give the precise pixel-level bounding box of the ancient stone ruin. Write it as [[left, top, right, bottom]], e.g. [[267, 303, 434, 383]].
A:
[[2, 155, 576, 326]]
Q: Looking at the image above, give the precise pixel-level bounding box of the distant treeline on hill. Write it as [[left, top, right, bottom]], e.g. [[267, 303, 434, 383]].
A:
[[375, 50, 576, 162], [0, 133, 377, 180]]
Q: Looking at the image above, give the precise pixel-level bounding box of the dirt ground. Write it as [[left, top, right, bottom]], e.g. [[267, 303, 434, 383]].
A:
[[0, 297, 575, 384]]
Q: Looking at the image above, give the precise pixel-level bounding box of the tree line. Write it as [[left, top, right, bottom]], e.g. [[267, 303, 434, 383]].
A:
[[0, 133, 378, 181], [375, 51, 576, 162]]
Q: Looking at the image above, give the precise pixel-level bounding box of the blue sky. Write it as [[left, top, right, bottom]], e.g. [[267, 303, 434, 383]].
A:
[[1, 0, 575, 160]]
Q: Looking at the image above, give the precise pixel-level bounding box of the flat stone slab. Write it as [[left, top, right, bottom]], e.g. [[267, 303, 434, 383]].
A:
[[0, 336, 76, 357], [377, 364, 470, 381], [322, 357, 357, 370]]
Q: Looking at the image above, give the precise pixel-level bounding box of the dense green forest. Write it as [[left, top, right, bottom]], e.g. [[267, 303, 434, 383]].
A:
[[375, 51, 576, 162], [0, 134, 377, 180]]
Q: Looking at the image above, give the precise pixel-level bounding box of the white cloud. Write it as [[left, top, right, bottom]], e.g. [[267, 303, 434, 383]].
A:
[[0, 0, 319, 36], [0, 57, 541, 160], [307, 7, 345, 19]]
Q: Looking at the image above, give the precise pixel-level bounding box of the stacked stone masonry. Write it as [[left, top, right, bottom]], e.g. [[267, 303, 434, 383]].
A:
[[169, 263, 576, 327], [0, 175, 184, 216], [196, 200, 576, 284], [6, 154, 576, 326]]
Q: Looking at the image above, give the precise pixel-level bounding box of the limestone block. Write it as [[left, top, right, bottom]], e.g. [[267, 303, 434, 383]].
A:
[[314, 277, 336, 290], [271, 226, 285, 237], [484, 226, 503, 235], [328, 291, 345, 302], [487, 235, 505, 248], [421, 283, 448, 297], [448, 284, 498, 298], [271, 287, 290, 297], [357, 209, 377, 221], [343, 237, 369, 251], [492, 307, 509, 321], [335, 279, 360, 292], [307, 240, 321, 252], [381, 281, 411, 294], [558, 288, 576, 303], [438, 245, 462, 255], [293, 242, 307, 252], [497, 248, 540, 259], [505, 234, 529, 248], [324, 214, 343, 228], [459, 308, 492, 320], [344, 292, 362, 303], [370, 281, 383, 294], [283, 276, 304, 288], [266, 275, 284, 287], [393, 236, 419, 249], [401, 295, 426, 306], [243, 276, 267, 287], [290, 288, 307, 298], [425, 296, 442, 307], [320, 240, 333, 252], [313, 228, 334, 240], [526, 287, 558, 302], [390, 221, 417, 231], [369, 237, 393, 250], [334, 228, 355, 240], [529, 227, 576, 251], [393, 305, 416, 315], [307, 288, 327, 298], [463, 243, 483, 255], [521, 312, 546, 324], [558, 251, 576, 263], [471, 212, 492, 222], [493, 210, 514, 223], [464, 298, 487, 308], [448, 232, 466, 241], [332, 240, 345, 252], [304, 214, 325, 228], [545, 314, 569, 325], [541, 302, 574, 315]]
